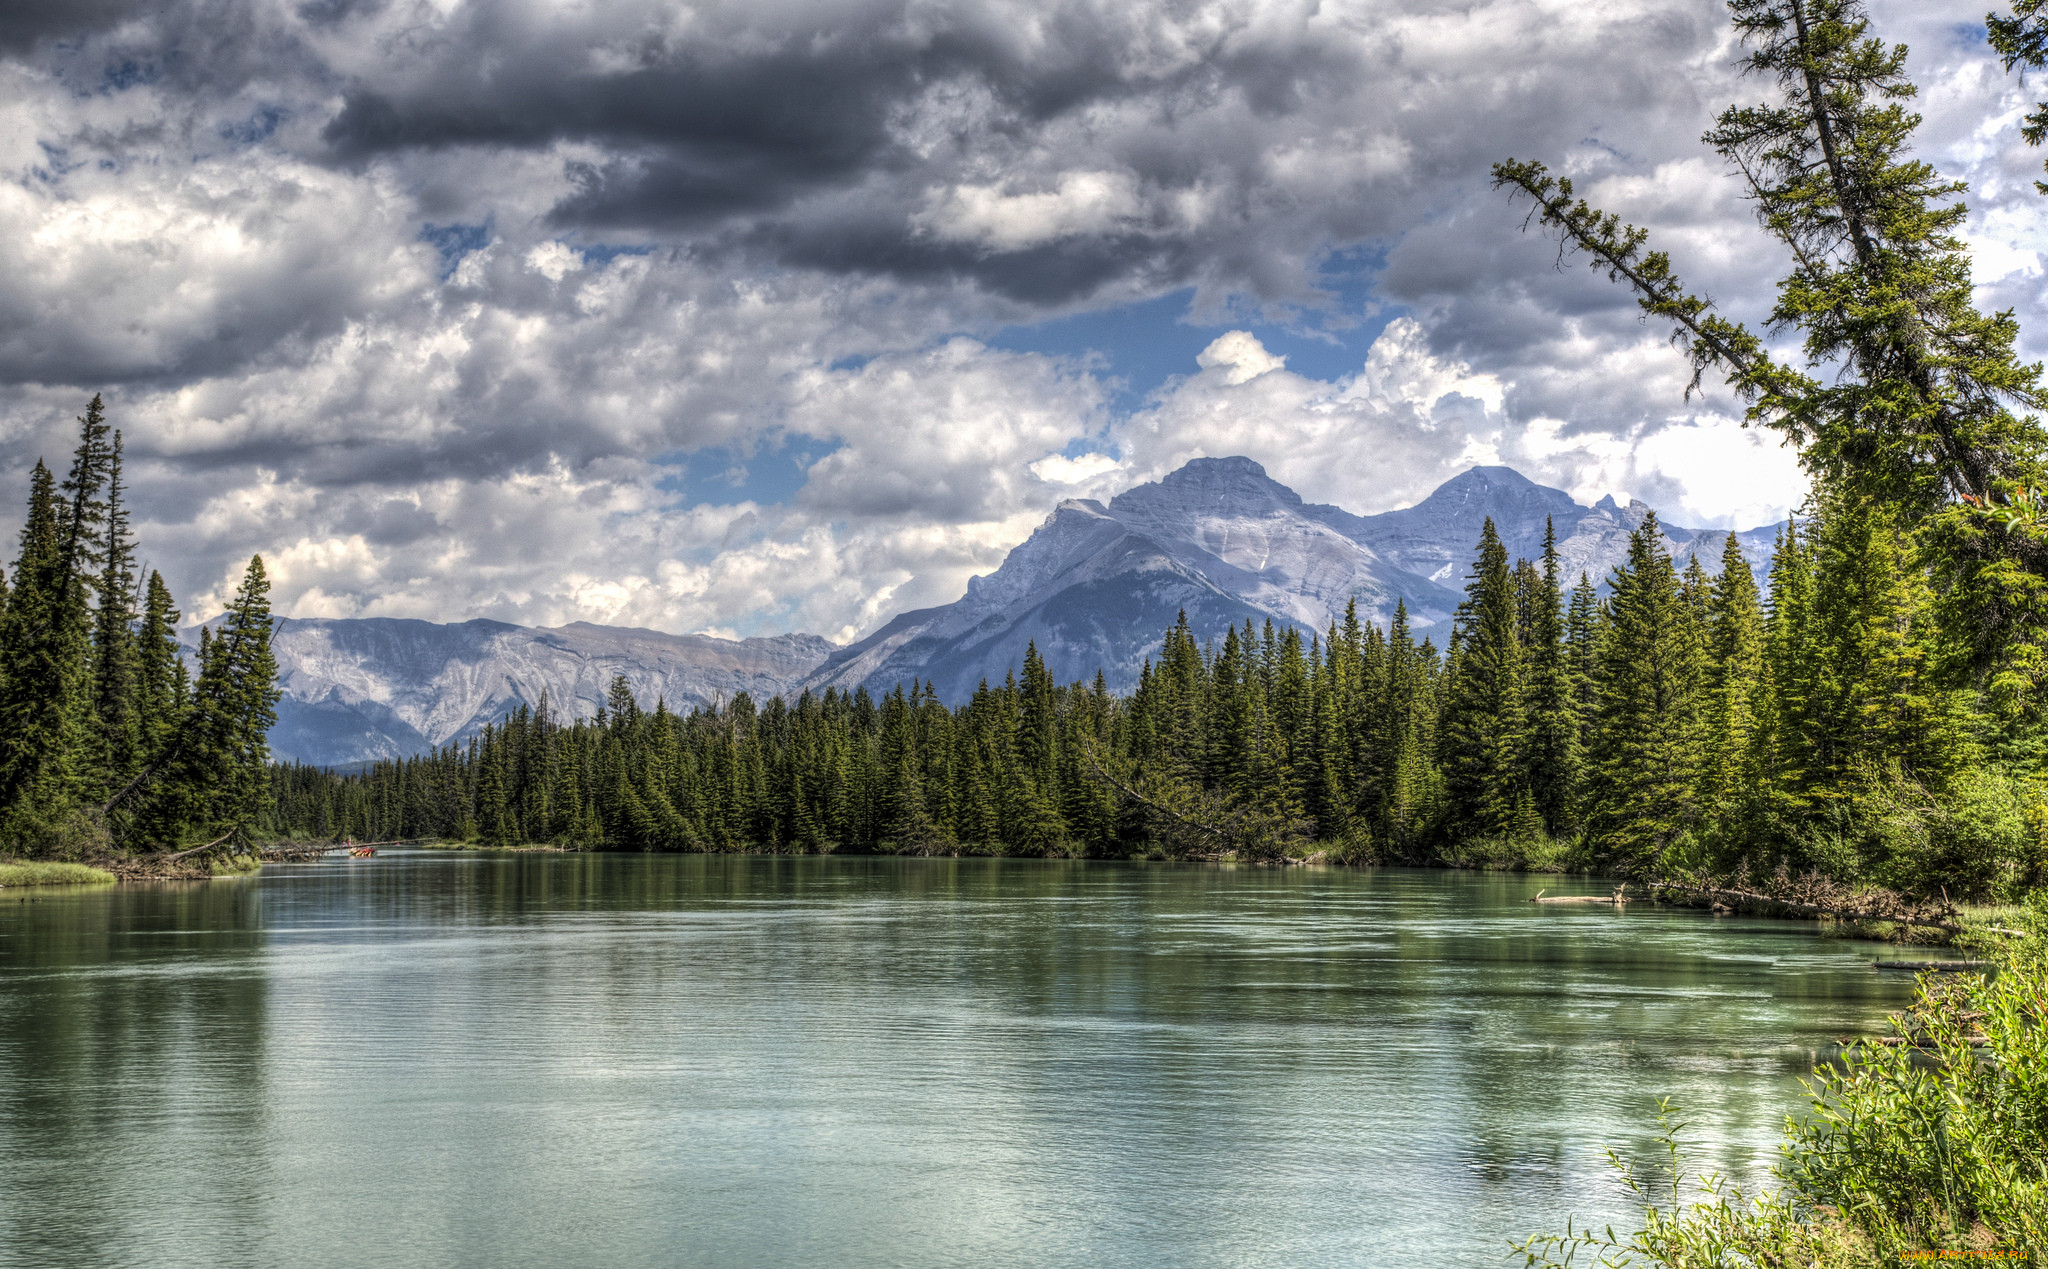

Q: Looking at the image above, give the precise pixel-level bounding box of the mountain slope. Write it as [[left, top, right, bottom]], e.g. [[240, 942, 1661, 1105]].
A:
[[801, 458, 1784, 700], [254, 457, 1787, 763], [256, 618, 834, 766]]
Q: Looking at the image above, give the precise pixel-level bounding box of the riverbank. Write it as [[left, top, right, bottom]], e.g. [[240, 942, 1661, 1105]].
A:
[[5, 841, 2006, 947], [0, 861, 116, 887]]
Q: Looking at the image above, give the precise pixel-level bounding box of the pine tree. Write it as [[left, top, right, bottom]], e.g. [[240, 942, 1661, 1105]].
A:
[[1497, 0, 2048, 725], [134, 570, 188, 763], [0, 460, 88, 846], [88, 432, 141, 798], [1702, 533, 1767, 833], [125, 557, 279, 847], [1523, 517, 1578, 835], [1582, 514, 1710, 869], [1440, 518, 1528, 838]]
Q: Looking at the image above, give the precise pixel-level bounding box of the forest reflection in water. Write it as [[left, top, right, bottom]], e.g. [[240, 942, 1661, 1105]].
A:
[[0, 854, 1914, 1268]]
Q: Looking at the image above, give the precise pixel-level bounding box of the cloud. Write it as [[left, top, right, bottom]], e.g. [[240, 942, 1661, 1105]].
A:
[[1195, 330, 1285, 385], [917, 172, 1146, 252], [1029, 451, 1123, 484], [0, 0, 2033, 643]]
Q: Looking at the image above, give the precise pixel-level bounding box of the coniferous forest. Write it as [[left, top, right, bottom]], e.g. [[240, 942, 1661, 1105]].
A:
[[16, 0, 2048, 915], [266, 497, 2047, 900], [0, 396, 280, 861], [266, 0, 2048, 911]]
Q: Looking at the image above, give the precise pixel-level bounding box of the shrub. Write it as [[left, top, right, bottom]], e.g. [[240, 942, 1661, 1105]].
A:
[[1517, 909, 2048, 1265]]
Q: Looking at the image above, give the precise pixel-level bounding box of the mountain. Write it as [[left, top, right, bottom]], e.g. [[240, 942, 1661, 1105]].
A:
[[250, 458, 1784, 765], [799, 458, 1783, 701], [251, 619, 834, 767]]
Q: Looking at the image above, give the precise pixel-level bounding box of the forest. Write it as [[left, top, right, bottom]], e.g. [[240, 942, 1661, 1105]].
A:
[[0, 396, 280, 862], [268, 488, 2046, 900], [264, 0, 2048, 912]]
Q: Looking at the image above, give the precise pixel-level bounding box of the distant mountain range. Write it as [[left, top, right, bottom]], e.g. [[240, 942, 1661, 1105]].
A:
[[253, 620, 833, 767], [796, 458, 1779, 701], [250, 459, 1783, 766]]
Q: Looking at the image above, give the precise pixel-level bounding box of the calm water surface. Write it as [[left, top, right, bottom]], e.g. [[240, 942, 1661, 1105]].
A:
[[0, 854, 1916, 1268]]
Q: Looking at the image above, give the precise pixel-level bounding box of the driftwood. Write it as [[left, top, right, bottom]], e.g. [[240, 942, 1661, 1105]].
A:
[[1652, 879, 2025, 937], [1875, 960, 1995, 973], [258, 837, 422, 861], [154, 830, 239, 862], [1531, 885, 1631, 906]]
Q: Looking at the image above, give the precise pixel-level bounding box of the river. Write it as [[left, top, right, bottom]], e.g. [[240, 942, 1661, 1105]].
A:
[[0, 853, 1916, 1267]]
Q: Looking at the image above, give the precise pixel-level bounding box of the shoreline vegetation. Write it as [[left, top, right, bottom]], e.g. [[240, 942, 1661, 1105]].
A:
[[0, 860, 114, 887], [1499, 0, 2048, 1260], [0, 395, 281, 878]]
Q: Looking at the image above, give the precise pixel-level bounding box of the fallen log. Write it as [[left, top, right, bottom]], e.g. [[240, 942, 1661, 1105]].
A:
[[1649, 881, 2025, 937], [258, 837, 423, 861], [155, 831, 238, 862], [1530, 886, 1631, 905], [1875, 959, 1995, 973]]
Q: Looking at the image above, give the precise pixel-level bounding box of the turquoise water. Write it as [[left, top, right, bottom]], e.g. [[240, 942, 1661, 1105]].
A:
[[0, 854, 1914, 1267]]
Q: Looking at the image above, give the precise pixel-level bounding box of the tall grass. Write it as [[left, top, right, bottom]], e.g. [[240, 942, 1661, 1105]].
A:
[[1516, 909, 2048, 1265], [0, 861, 116, 887], [1435, 832, 1579, 872]]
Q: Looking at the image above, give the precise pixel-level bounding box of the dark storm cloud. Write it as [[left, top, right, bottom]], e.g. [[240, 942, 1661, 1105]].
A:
[[758, 218, 1202, 305], [307, 0, 1367, 300], [0, 0, 155, 54], [322, 41, 914, 194]]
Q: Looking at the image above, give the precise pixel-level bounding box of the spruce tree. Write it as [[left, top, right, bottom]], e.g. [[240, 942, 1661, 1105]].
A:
[[1702, 533, 1767, 833], [89, 432, 141, 797], [1523, 517, 1578, 834], [1583, 514, 1710, 869], [1439, 518, 1527, 838], [134, 570, 188, 763], [0, 460, 88, 847], [1496, 0, 2048, 723]]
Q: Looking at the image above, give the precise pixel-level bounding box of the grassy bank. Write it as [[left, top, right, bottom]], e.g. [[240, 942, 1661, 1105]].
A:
[[1519, 913, 2048, 1265], [0, 860, 117, 887]]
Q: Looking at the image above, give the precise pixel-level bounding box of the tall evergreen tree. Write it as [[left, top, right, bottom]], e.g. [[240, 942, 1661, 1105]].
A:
[[1702, 533, 1767, 831], [1440, 518, 1528, 838], [89, 432, 140, 797], [1583, 514, 1710, 869], [0, 460, 84, 841], [1497, 0, 2048, 725], [1523, 517, 1578, 834]]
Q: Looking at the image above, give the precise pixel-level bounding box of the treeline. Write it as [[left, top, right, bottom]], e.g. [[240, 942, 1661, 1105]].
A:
[[270, 491, 2048, 898], [1, 397, 280, 859], [1521, 4, 2048, 1262]]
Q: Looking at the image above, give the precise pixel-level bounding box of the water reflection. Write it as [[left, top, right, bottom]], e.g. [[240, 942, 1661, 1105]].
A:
[[0, 857, 1911, 1268], [0, 879, 270, 1268]]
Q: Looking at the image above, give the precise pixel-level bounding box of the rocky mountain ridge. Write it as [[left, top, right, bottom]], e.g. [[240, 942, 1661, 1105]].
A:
[[244, 618, 833, 767], [797, 458, 1781, 702], [251, 458, 1784, 765]]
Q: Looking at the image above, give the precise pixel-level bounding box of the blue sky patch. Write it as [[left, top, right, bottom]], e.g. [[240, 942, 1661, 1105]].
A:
[[221, 106, 285, 145], [987, 250, 1396, 409], [660, 436, 844, 508], [579, 242, 654, 267], [421, 222, 491, 279]]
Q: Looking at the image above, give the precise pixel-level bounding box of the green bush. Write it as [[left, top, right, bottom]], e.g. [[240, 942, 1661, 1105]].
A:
[[1518, 909, 2048, 1266], [1437, 832, 1577, 872], [0, 806, 111, 861]]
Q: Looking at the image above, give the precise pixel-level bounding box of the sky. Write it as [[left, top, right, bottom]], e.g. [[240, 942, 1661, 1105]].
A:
[[0, 0, 2043, 643]]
